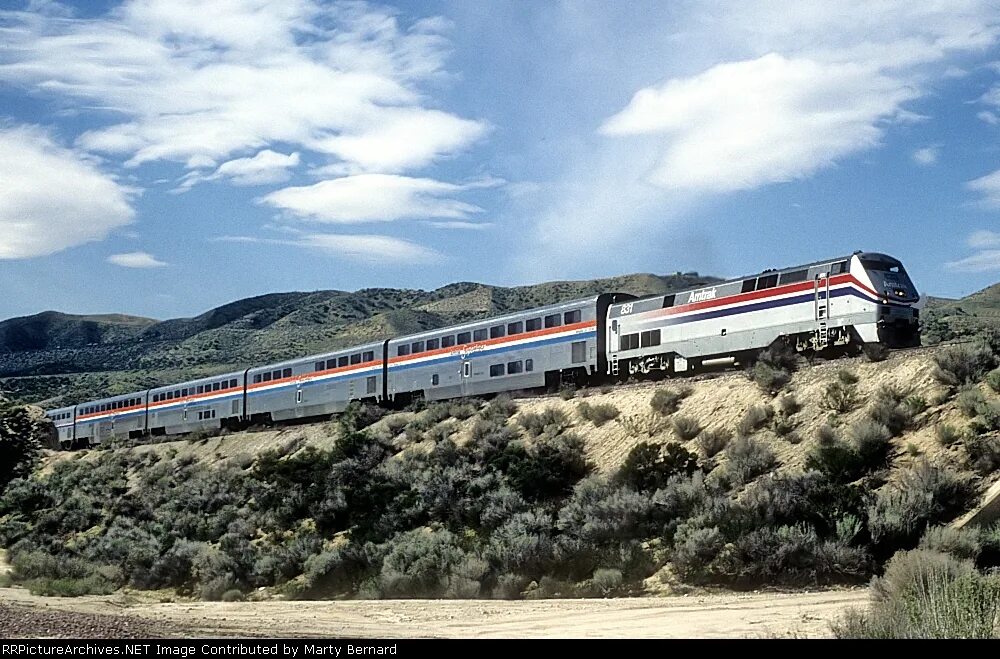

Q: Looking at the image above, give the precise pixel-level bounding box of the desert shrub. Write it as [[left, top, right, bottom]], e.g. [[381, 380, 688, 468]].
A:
[[649, 387, 691, 416], [838, 369, 860, 385], [736, 404, 773, 437], [749, 342, 799, 393], [448, 400, 480, 420], [903, 396, 928, 417], [833, 549, 1000, 639], [823, 380, 860, 414], [484, 509, 556, 576], [671, 416, 702, 441], [933, 344, 998, 388], [616, 442, 700, 492], [986, 369, 1000, 394], [491, 573, 530, 600], [481, 395, 518, 423], [868, 462, 978, 549], [590, 568, 624, 597], [969, 403, 1000, 436], [709, 524, 869, 586], [696, 428, 731, 459], [863, 344, 889, 362], [339, 402, 388, 432], [749, 362, 791, 393], [935, 423, 960, 446], [377, 529, 483, 599], [919, 526, 982, 561], [220, 589, 244, 602], [957, 386, 986, 418], [721, 436, 777, 487], [865, 396, 910, 436], [671, 524, 725, 580], [559, 386, 576, 401], [776, 394, 801, 416], [963, 435, 1000, 475], [0, 406, 46, 493], [806, 420, 891, 485], [551, 479, 657, 581], [503, 431, 591, 501], [849, 420, 893, 464], [383, 416, 408, 437], [616, 413, 670, 439], [772, 414, 797, 437], [576, 402, 620, 427], [11, 551, 123, 596], [517, 408, 571, 438]]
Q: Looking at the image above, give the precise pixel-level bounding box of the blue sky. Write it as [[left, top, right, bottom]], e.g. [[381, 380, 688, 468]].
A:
[[2, 1, 1000, 321]]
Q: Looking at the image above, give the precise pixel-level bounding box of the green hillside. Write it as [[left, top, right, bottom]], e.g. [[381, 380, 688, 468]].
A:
[[922, 283, 1000, 344]]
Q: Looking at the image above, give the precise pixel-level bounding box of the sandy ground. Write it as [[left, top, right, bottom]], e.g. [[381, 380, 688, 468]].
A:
[[0, 585, 867, 638]]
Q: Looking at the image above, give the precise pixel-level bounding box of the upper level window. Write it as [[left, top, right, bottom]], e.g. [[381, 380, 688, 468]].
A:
[[363, 351, 375, 362], [490, 325, 505, 339], [410, 342, 424, 354], [756, 274, 779, 290], [564, 310, 581, 324], [350, 353, 362, 364], [397, 344, 410, 356], [426, 338, 440, 351], [473, 329, 488, 342], [544, 314, 561, 328], [315, 361, 325, 372], [457, 332, 471, 345], [338, 356, 349, 368], [442, 335, 456, 348], [741, 279, 756, 293], [526, 318, 541, 332], [779, 269, 807, 285], [507, 321, 523, 335]]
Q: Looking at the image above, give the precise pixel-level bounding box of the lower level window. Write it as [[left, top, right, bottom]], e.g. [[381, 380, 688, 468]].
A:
[[525, 359, 533, 372], [489, 364, 505, 377], [367, 376, 377, 393], [507, 361, 523, 374], [432, 374, 440, 386]]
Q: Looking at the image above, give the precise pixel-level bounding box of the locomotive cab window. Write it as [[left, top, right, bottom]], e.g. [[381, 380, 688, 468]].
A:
[[756, 274, 778, 290], [779, 269, 807, 285]]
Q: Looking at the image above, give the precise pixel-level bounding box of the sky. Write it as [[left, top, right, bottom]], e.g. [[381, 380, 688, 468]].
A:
[[2, 1, 1000, 321]]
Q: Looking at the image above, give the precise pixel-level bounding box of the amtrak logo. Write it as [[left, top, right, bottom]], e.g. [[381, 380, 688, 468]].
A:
[[688, 288, 718, 303]]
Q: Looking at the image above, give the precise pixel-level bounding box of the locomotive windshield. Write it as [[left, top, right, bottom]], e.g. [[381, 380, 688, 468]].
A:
[[861, 257, 917, 302]]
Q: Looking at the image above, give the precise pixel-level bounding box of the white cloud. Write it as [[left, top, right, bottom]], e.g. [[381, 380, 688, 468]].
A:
[[260, 174, 483, 223], [946, 250, 1000, 271], [946, 230, 1000, 272], [217, 232, 438, 264], [969, 229, 1000, 248], [978, 110, 1000, 125], [965, 169, 1000, 206], [0, 125, 134, 259], [177, 150, 301, 191], [423, 221, 493, 230], [107, 251, 167, 268], [0, 1, 486, 174], [601, 54, 917, 193], [912, 146, 938, 165]]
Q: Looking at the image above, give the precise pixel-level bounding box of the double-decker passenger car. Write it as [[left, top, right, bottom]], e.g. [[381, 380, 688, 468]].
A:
[[45, 406, 76, 448], [74, 391, 148, 445], [386, 294, 633, 403], [148, 372, 244, 435], [246, 341, 383, 422]]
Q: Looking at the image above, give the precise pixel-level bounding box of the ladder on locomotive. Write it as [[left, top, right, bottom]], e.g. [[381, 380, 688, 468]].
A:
[[814, 271, 831, 349]]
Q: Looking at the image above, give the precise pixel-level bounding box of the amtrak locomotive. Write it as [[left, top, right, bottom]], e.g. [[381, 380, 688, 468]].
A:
[[45, 251, 920, 448]]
